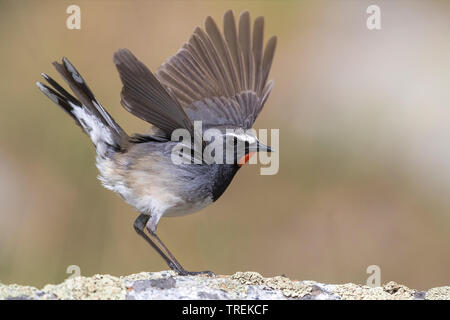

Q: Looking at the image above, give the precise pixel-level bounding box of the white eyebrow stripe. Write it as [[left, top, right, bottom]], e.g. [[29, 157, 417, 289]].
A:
[[225, 132, 258, 144]]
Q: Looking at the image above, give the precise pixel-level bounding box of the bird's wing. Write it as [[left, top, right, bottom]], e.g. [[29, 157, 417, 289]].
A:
[[156, 10, 277, 129], [114, 48, 194, 137]]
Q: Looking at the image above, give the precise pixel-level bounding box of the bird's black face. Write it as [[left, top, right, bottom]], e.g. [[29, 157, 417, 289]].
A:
[[223, 131, 272, 166]]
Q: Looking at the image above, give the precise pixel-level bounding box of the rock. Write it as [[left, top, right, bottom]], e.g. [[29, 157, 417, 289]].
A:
[[425, 286, 450, 300], [0, 271, 448, 300]]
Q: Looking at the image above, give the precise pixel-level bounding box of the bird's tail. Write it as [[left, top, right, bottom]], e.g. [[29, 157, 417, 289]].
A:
[[36, 57, 129, 157]]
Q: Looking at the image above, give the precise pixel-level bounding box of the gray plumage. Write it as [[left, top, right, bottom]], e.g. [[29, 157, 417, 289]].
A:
[[36, 10, 276, 275]]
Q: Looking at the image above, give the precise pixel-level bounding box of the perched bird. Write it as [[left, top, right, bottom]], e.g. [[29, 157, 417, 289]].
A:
[[36, 10, 277, 275]]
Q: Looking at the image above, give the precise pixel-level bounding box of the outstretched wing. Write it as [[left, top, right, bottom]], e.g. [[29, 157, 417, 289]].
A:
[[114, 48, 194, 137], [156, 10, 277, 129]]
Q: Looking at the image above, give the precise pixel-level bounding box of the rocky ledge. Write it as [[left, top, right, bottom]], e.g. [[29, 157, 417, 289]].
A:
[[0, 271, 449, 300]]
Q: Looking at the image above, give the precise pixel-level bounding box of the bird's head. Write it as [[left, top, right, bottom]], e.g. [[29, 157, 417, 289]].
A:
[[220, 129, 272, 167]]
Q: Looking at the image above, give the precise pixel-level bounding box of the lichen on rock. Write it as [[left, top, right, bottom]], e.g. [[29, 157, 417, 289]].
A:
[[0, 271, 449, 300]]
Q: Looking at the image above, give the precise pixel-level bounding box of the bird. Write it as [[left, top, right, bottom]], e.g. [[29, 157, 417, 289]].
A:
[[36, 10, 277, 276]]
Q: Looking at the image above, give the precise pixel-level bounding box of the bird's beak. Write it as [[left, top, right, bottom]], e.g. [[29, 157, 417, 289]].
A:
[[256, 142, 273, 153]]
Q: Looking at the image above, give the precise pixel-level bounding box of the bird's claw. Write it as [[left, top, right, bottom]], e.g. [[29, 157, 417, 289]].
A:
[[177, 269, 215, 277]]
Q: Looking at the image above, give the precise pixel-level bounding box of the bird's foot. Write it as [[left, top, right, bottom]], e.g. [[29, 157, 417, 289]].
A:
[[177, 269, 215, 277]]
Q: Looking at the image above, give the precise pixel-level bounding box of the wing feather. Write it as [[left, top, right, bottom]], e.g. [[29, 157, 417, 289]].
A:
[[252, 16, 264, 94], [261, 36, 277, 91], [223, 10, 243, 92], [155, 10, 277, 129], [114, 48, 194, 136], [205, 16, 239, 94]]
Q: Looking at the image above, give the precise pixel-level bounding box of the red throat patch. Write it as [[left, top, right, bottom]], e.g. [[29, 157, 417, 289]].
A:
[[238, 152, 256, 167]]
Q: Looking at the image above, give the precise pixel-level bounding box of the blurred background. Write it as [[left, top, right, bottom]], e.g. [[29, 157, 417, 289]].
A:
[[0, 0, 449, 290]]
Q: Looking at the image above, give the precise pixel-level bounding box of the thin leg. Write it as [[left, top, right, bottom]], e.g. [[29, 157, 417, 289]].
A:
[[133, 214, 178, 271], [134, 214, 214, 276], [149, 232, 183, 268], [147, 228, 214, 276]]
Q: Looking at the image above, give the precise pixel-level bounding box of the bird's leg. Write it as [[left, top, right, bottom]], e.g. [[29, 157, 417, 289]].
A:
[[133, 214, 179, 272], [134, 214, 214, 276], [147, 230, 214, 276], [147, 231, 184, 269]]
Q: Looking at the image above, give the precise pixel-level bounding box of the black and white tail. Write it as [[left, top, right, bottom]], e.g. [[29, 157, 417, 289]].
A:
[[36, 57, 128, 158]]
